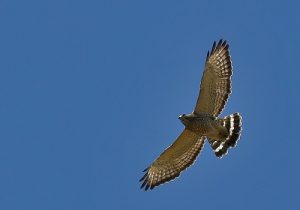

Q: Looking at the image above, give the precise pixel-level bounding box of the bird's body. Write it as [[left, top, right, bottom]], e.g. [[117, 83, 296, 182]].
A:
[[179, 113, 217, 135], [179, 112, 242, 154], [140, 40, 243, 190]]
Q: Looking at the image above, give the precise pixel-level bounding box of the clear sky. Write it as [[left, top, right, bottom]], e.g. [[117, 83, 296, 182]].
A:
[[0, 0, 299, 209]]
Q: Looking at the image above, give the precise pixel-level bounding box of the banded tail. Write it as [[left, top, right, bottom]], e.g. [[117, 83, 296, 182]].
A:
[[209, 113, 242, 158]]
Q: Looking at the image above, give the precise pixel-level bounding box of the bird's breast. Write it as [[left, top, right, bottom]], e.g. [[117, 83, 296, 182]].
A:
[[184, 116, 214, 135]]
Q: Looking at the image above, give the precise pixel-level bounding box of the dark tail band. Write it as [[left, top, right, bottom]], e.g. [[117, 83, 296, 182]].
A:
[[209, 113, 242, 158]]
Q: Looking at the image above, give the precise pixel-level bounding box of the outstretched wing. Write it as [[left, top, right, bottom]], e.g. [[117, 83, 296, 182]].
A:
[[140, 129, 205, 190], [194, 40, 233, 117]]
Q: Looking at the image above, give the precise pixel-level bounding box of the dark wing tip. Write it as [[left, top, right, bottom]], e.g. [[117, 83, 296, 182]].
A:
[[224, 43, 229, 50], [139, 172, 148, 182], [217, 39, 223, 47], [142, 167, 149, 172], [140, 178, 148, 189], [209, 39, 227, 56], [220, 39, 229, 49], [206, 39, 230, 62], [140, 178, 153, 191], [211, 41, 217, 55], [139, 167, 154, 191]]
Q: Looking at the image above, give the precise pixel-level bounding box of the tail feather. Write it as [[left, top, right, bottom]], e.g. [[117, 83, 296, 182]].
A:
[[209, 113, 242, 158]]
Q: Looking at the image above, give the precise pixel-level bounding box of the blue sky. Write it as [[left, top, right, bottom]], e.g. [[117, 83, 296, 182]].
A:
[[0, 0, 299, 209]]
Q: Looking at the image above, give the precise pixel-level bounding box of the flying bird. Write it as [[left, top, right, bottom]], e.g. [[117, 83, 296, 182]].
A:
[[139, 39, 243, 191]]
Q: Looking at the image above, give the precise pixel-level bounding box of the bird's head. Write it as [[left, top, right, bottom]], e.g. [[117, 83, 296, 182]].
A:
[[178, 114, 186, 119], [178, 113, 197, 126], [178, 114, 189, 126]]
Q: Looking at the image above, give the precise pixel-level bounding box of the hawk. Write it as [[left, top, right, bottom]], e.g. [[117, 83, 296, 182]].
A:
[[139, 39, 243, 191]]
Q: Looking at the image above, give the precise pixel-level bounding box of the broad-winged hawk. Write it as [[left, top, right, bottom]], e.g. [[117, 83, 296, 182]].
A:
[[140, 40, 242, 190]]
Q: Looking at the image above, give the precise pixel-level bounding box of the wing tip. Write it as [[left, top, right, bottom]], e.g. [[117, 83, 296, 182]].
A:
[[207, 39, 229, 60], [206, 51, 210, 61], [142, 167, 149, 172], [139, 167, 154, 191], [139, 135, 206, 191], [211, 41, 217, 55], [216, 39, 229, 50]]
